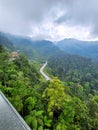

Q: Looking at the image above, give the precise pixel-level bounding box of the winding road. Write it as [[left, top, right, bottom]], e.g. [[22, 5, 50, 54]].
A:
[[40, 61, 51, 81]]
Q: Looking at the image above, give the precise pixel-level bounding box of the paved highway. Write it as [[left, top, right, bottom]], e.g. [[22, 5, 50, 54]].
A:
[[40, 61, 51, 81]]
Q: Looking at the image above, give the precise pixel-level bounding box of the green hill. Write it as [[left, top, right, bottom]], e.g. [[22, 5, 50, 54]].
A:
[[0, 32, 14, 51], [56, 38, 98, 61]]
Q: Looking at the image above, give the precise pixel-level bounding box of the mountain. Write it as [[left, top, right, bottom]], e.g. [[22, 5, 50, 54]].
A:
[[0, 32, 14, 50], [56, 38, 98, 61], [2, 31, 98, 62], [5, 33, 61, 60], [1, 41, 98, 130], [1, 31, 98, 61], [47, 52, 98, 91], [1, 32, 98, 129]]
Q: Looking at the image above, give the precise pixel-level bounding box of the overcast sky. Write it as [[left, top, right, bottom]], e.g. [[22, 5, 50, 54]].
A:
[[0, 0, 98, 41]]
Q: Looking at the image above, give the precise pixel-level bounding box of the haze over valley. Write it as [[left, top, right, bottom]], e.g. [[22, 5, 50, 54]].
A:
[[0, 0, 98, 130]]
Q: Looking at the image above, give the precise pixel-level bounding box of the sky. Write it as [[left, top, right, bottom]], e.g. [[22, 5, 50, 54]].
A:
[[0, 0, 98, 41]]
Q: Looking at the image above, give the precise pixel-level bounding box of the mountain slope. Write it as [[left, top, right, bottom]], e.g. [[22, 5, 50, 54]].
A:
[[47, 52, 98, 91], [5, 33, 61, 60], [56, 38, 98, 61], [0, 32, 14, 50]]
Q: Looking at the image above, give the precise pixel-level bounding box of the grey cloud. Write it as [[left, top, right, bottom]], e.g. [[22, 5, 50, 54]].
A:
[[0, 0, 62, 35], [0, 0, 98, 38], [56, 0, 98, 37]]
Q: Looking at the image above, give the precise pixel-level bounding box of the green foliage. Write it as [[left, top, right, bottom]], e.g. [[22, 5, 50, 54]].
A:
[[0, 45, 4, 52], [24, 97, 36, 112], [11, 95, 23, 112], [55, 97, 91, 130], [48, 53, 98, 91], [88, 95, 98, 129], [0, 32, 14, 50], [0, 46, 98, 130], [42, 78, 70, 118], [43, 116, 52, 127], [25, 110, 44, 130]]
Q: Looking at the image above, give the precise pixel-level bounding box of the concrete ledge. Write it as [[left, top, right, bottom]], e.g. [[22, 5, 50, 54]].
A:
[[0, 91, 31, 130]]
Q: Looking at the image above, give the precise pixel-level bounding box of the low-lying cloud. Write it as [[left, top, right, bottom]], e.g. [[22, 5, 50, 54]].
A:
[[0, 0, 98, 41]]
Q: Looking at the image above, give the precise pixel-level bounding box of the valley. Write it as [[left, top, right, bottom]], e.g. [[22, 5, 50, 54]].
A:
[[0, 32, 98, 130], [1, 0, 98, 130], [40, 61, 51, 81], [56, 38, 98, 61]]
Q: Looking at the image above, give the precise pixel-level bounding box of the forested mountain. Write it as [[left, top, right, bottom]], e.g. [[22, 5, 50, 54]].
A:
[[56, 38, 98, 61], [2, 32, 98, 62], [4, 33, 61, 60], [1, 32, 98, 129], [1, 31, 98, 62], [0, 45, 98, 130], [0, 32, 14, 50], [47, 52, 98, 91]]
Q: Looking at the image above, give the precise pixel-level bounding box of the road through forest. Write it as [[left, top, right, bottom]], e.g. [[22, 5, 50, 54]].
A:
[[40, 61, 51, 81]]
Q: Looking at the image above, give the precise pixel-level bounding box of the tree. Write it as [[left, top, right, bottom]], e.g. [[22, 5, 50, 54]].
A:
[[42, 78, 70, 119], [25, 110, 44, 130], [0, 51, 9, 86], [0, 45, 4, 52], [56, 97, 91, 130], [24, 97, 37, 114], [88, 95, 98, 129]]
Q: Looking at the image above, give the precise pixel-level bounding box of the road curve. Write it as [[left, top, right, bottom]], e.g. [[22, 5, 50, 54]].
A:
[[40, 61, 51, 81]]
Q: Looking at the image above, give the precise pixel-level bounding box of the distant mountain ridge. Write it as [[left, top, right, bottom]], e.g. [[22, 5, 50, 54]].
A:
[[11, 38, 60, 60], [1, 32, 61, 60], [0, 33, 61, 60], [56, 38, 98, 61], [1, 31, 98, 61], [0, 32, 14, 50]]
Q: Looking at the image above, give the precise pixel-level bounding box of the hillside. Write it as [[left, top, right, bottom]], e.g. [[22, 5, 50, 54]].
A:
[[1, 32, 98, 130], [56, 38, 98, 61], [2, 32, 98, 62], [5, 33, 61, 61], [0, 32, 14, 51], [0, 41, 98, 129], [47, 52, 98, 91]]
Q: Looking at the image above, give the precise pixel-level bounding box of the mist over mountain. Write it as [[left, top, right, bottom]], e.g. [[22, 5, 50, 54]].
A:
[[1, 0, 98, 129], [56, 38, 98, 61], [0, 32, 61, 60], [0, 32, 14, 50], [1, 31, 98, 62], [1, 31, 98, 130]]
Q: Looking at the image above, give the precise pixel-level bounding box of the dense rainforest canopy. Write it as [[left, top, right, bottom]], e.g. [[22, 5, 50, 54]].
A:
[[0, 45, 98, 130], [47, 52, 98, 92]]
